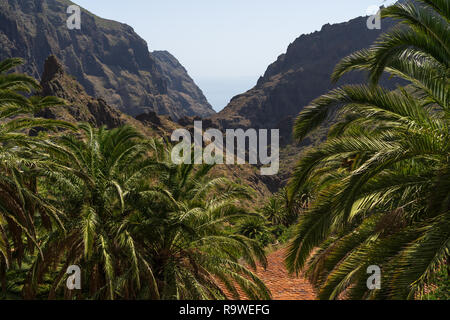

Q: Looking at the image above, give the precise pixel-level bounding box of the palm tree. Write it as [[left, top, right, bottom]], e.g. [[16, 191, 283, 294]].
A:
[[24, 123, 161, 299], [262, 197, 286, 226], [262, 188, 306, 227], [137, 151, 271, 300], [286, 0, 449, 299], [0, 58, 72, 293], [26, 124, 270, 300], [238, 217, 270, 239]]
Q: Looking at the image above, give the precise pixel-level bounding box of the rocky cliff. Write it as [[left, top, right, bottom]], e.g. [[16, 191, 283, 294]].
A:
[[35, 55, 153, 135], [152, 51, 214, 118], [211, 16, 400, 145], [0, 0, 215, 119]]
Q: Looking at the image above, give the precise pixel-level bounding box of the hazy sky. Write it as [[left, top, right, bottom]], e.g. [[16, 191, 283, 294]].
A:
[[74, 0, 396, 111]]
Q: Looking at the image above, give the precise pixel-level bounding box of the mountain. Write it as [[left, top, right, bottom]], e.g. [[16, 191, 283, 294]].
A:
[[152, 51, 215, 118], [35, 55, 153, 135], [37, 55, 185, 139], [211, 15, 400, 145], [0, 0, 215, 119], [34, 54, 274, 202]]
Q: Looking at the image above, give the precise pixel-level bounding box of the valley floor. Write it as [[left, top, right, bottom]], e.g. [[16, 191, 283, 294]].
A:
[[255, 248, 316, 300]]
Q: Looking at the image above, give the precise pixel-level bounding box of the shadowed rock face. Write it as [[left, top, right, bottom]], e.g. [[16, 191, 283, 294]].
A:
[[152, 51, 215, 119], [211, 16, 400, 145], [0, 0, 215, 119], [36, 55, 153, 135]]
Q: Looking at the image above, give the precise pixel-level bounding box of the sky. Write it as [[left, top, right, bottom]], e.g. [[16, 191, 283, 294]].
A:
[[74, 0, 396, 111]]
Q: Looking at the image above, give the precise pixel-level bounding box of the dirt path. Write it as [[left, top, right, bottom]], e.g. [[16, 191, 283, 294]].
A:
[[255, 248, 316, 300]]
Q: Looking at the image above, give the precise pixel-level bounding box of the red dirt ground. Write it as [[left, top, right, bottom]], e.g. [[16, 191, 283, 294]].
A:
[[254, 248, 317, 300]]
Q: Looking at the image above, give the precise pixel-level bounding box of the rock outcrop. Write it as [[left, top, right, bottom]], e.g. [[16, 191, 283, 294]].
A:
[[152, 51, 215, 118], [36, 55, 152, 135], [0, 0, 215, 119], [211, 16, 401, 145]]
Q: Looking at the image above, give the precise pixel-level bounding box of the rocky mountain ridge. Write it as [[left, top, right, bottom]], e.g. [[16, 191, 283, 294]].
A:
[[211, 16, 400, 145], [0, 0, 215, 119], [35, 55, 154, 135]]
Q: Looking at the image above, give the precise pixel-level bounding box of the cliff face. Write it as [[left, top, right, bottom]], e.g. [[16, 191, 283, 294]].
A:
[[212, 16, 399, 145], [152, 51, 215, 118], [0, 0, 215, 119], [36, 55, 153, 135]]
